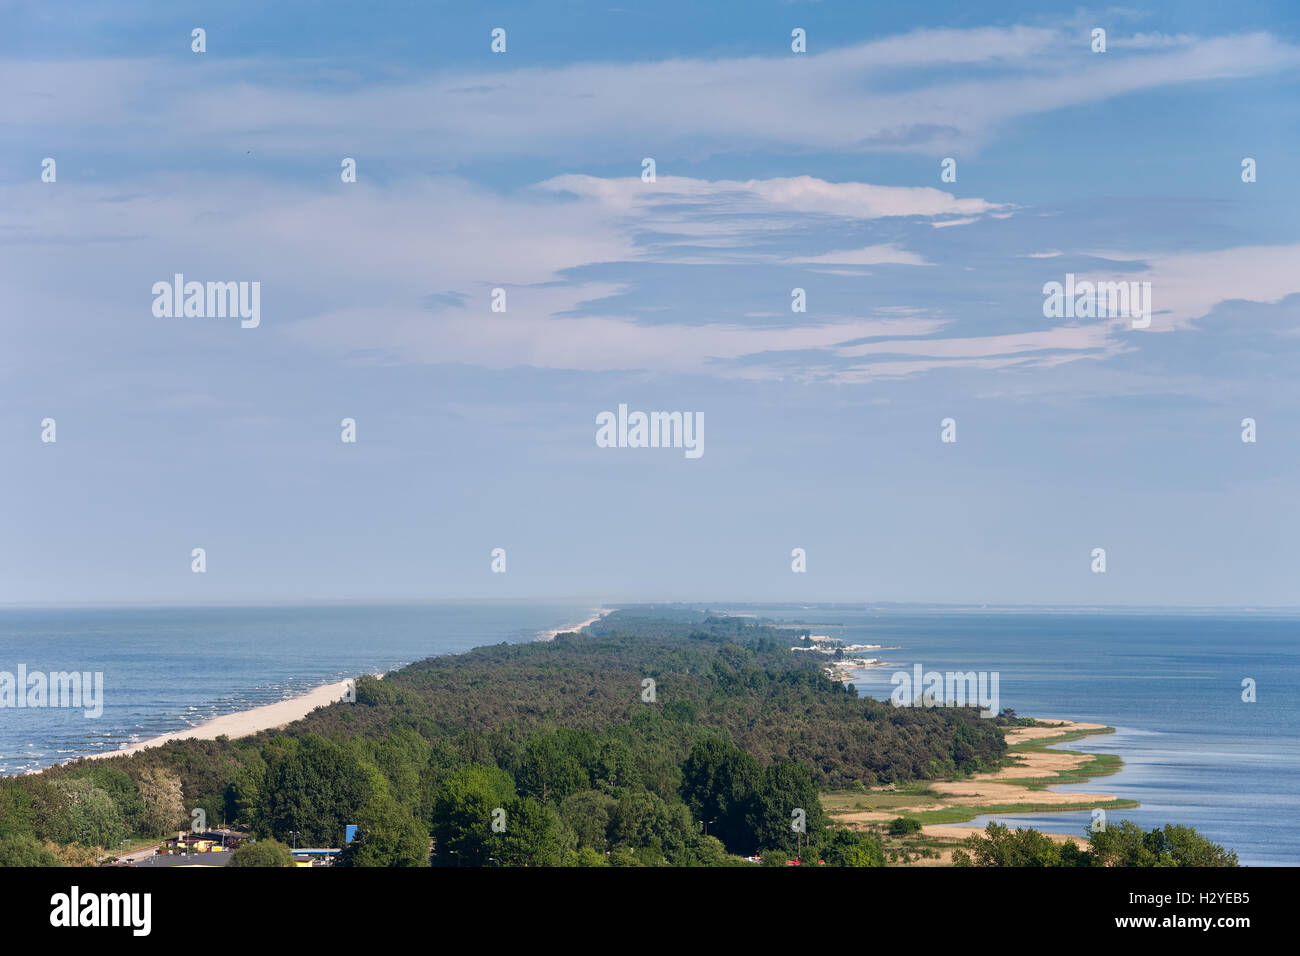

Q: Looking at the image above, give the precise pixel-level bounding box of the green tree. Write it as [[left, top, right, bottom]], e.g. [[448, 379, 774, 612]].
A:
[[748, 761, 824, 855], [259, 734, 376, 846], [821, 828, 884, 867], [44, 779, 125, 849], [608, 845, 640, 866], [1150, 824, 1238, 866], [491, 796, 575, 866], [516, 734, 588, 805], [228, 838, 296, 867], [336, 789, 429, 867], [959, 823, 1067, 866], [135, 767, 186, 836], [73, 768, 144, 835], [0, 783, 38, 840], [593, 738, 640, 794], [1088, 820, 1237, 867], [227, 755, 266, 829], [371, 728, 431, 810], [559, 790, 613, 850], [679, 737, 761, 853], [566, 846, 610, 866], [609, 787, 694, 863], [687, 833, 734, 866], [0, 835, 61, 867], [431, 765, 514, 866]]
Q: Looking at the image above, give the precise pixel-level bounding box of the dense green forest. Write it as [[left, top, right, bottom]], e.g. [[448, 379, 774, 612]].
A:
[[0, 609, 1225, 867]]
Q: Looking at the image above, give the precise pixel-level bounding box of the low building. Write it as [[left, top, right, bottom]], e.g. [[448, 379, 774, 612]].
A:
[[161, 831, 244, 855], [291, 848, 341, 867]]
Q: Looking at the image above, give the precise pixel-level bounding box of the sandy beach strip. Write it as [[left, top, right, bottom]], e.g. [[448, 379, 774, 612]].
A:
[[536, 608, 613, 642], [82, 679, 357, 762]]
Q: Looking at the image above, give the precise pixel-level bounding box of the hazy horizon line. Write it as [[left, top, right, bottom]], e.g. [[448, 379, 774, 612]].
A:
[[2, 598, 1298, 613]]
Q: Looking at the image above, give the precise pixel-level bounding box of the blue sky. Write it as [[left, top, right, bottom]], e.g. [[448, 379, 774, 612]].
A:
[[3, 1, 1299, 605]]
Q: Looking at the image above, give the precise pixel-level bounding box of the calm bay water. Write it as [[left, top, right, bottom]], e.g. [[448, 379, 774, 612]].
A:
[[0, 602, 599, 776], [724, 605, 1300, 866]]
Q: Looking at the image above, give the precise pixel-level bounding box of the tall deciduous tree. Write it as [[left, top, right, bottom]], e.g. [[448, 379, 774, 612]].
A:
[[491, 796, 574, 866], [259, 734, 376, 846], [680, 737, 761, 852], [431, 765, 514, 866], [337, 789, 429, 867], [136, 767, 186, 836]]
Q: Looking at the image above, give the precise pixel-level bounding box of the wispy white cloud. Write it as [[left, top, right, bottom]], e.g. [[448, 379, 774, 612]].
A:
[[836, 325, 1123, 362], [792, 244, 931, 266], [1080, 244, 1300, 331], [285, 307, 950, 378], [536, 174, 1002, 264], [6, 28, 1296, 163], [539, 174, 1008, 221], [6, 166, 1298, 386]]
